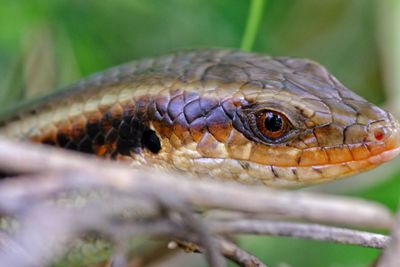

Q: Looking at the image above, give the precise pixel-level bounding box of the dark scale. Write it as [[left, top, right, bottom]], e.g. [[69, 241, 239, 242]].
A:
[[118, 120, 132, 139], [86, 122, 101, 139], [111, 116, 161, 157], [93, 133, 105, 146], [50, 109, 162, 158], [65, 140, 79, 151], [105, 127, 119, 144], [56, 133, 70, 147], [116, 138, 137, 155], [78, 136, 94, 154]]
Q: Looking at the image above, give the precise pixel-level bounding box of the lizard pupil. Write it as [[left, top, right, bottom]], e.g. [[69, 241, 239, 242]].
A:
[[264, 112, 283, 132]]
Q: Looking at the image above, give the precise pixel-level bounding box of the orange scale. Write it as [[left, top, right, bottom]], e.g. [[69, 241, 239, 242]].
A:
[[366, 142, 386, 156], [348, 143, 371, 160], [325, 145, 353, 164], [249, 144, 301, 166], [299, 147, 329, 166]]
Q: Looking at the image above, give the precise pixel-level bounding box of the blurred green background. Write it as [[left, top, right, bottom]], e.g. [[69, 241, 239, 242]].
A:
[[1, 0, 400, 266]]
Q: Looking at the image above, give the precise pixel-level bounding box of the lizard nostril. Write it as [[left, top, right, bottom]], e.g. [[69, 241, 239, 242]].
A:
[[373, 127, 388, 141], [374, 129, 384, 141]]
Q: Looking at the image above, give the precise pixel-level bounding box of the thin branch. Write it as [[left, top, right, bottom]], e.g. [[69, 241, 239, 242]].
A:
[[161, 200, 226, 267], [0, 138, 396, 266], [0, 139, 393, 230], [376, 209, 400, 267], [173, 239, 267, 267], [218, 238, 267, 267], [0, 174, 391, 266], [209, 219, 389, 249]]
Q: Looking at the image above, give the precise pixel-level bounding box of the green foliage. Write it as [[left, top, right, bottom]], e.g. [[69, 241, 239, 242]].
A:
[[0, 1, 399, 266], [241, 0, 267, 51]]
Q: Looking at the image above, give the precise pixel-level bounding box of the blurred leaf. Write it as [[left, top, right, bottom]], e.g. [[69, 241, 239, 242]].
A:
[[241, 0, 267, 51]]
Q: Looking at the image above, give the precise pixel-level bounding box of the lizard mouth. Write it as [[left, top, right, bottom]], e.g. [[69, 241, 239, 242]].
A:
[[188, 125, 400, 188], [226, 146, 400, 188], [367, 146, 400, 165], [258, 127, 400, 187]]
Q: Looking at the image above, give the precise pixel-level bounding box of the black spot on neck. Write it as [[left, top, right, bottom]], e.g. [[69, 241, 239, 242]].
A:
[[51, 114, 162, 157], [115, 117, 161, 155], [141, 129, 161, 153]]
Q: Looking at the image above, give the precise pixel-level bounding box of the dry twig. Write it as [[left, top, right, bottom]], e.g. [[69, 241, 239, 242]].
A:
[[0, 139, 393, 229], [0, 138, 396, 267], [209, 219, 389, 249], [376, 209, 400, 267]]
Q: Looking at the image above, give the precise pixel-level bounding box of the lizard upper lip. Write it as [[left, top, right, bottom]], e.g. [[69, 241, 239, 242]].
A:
[[367, 146, 400, 165]]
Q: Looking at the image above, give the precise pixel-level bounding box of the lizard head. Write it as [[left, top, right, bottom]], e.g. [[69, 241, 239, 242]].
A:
[[158, 51, 400, 187]]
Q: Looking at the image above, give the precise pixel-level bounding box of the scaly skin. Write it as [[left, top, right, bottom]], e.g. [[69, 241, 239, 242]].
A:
[[0, 49, 399, 187]]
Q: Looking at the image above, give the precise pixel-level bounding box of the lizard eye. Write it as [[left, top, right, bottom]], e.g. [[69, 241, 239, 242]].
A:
[[256, 110, 289, 140]]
